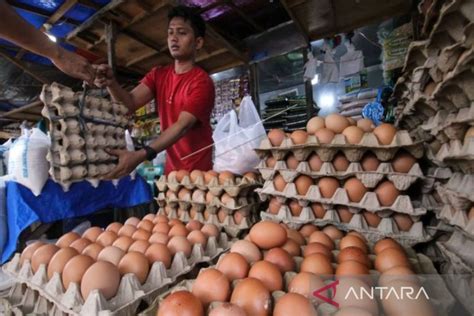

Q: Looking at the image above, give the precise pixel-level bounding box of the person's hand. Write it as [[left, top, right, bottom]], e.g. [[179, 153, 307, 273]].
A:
[[102, 149, 145, 180], [51, 48, 95, 84], [93, 64, 115, 88]]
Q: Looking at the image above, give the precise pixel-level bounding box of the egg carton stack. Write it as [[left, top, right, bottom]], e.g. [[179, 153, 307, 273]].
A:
[[254, 120, 436, 246], [139, 223, 455, 316], [1, 214, 233, 315], [40, 83, 129, 190], [155, 171, 263, 237]]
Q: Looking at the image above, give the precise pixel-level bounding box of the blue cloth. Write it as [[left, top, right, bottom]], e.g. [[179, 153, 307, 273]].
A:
[[1, 175, 152, 263]]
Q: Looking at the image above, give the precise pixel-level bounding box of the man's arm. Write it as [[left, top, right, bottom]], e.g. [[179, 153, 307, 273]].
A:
[[94, 64, 153, 112], [0, 1, 94, 83], [103, 111, 197, 179]]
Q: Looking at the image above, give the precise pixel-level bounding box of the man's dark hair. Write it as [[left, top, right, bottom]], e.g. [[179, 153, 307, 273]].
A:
[[168, 5, 206, 38]]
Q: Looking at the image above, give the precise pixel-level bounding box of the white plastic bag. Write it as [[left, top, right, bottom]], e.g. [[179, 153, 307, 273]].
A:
[[7, 128, 50, 196], [213, 96, 266, 175]]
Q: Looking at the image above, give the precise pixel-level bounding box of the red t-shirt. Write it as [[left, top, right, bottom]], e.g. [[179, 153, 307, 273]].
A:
[[141, 65, 215, 174]]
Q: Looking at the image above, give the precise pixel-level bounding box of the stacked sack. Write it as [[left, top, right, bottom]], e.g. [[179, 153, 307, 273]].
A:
[[155, 170, 262, 237], [142, 223, 455, 316], [338, 88, 378, 121], [393, 0, 474, 312], [254, 114, 431, 246], [40, 83, 129, 190], [2, 215, 232, 315]]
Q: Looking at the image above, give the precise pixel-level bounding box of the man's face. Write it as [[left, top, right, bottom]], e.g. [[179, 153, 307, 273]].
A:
[[168, 17, 203, 60]]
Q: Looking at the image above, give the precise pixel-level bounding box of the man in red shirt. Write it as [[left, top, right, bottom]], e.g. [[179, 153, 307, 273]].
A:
[[94, 6, 215, 177]]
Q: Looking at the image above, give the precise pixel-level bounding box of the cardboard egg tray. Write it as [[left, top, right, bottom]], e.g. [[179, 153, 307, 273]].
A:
[[421, 104, 474, 141], [436, 204, 474, 236], [255, 132, 424, 163], [257, 160, 423, 191], [40, 83, 129, 190], [435, 173, 474, 209], [428, 137, 474, 172], [156, 203, 259, 238], [155, 173, 262, 197], [256, 180, 427, 216], [1, 232, 233, 315], [139, 245, 454, 316]]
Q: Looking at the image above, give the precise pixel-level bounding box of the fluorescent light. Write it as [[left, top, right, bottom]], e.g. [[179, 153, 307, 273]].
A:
[[319, 92, 335, 109], [311, 74, 319, 85], [45, 32, 57, 42]]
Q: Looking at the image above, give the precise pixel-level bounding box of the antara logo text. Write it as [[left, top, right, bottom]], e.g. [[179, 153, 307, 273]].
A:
[[313, 280, 430, 308]]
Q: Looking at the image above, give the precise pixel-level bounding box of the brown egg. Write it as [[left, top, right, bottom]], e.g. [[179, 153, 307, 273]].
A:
[[129, 240, 150, 254], [299, 224, 318, 237], [318, 177, 339, 198], [468, 207, 474, 221], [125, 217, 140, 227], [268, 129, 286, 146], [218, 171, 235, 185], [20, 241, 45, 265], [47, 247, 78, 279], [230, 240, 262, 263], [105, 222, 122, 234], [465, 127, 474, 143], [357, 118, 375, 132], [204, 170, 219, 184], [62, 255, 94, 290], [338, 247, 371, 268], [379, 266, 417, 287], [315, 128, 335, 144], [189, 207, 198, 220], [333, 278, 379, 315], [243, 172, 258, 181], [233, 211, 244, 225], [311, 203, 326, 218], [332, 153, 350, 171], [176, 170, 190, 182], [209, 303, 246, 316], [340, 235, 369, 254], [117, 224, 137, 237], [266, 155, 276, 168], [81, 261, 120, 300], [56, 232, 80, 248], [286, 153, 300, 169], [153, 222, 170, 234], [249, 221, 287, 249], [132, 228, 152, 241], [168, 236, 192, 257], [97, 246, 125, 266], [337, 206, 354, 223], [137, 220, 154, 232], [168, 224, 189, 237], [118, 251, 149, 284], [375, 248, 411, 272], [322, 225, 344, 240], [308, 153, 323, 171], [274, 293, 318, 316], [282, 239, 301, 256], [347, 231, 367, 242], [264, 248, 295, 272], [363, 211, 382, 228], [288, 272, 326, 299], [334, 307, 374, 316], [112, 236, 134, 252], [203, 210, 211, 220], [300, 253, 334, 276], [392, 152, 416, 173], [308, 231, 335, 250], [306, 116, 325, 133], [201, 224, 220, 237], [295, 175, 313, 196], [168, 219, 183, 226], [290, 130, 308, 145], [393, 213, 414, 231], [96, 231, 117, 247], [347, 117, 356, 125], [168, 170, 177, 180], [373, 123, 397, 145], [145, 243, 172, 268], [269, 197, 282, 215], [375, 181, 400, 206], [178, 187, 192, 200], [220, 193, 233, 205], [361, 153, 380, 171], [287, 229, 306, 245], [374, 238, 404, 255], [70, 238, 92, 253], [158, 291, 204, 316], [248, 260, 283, 291], [190, 170, 204, 183], [231, 277, 271, 316], [192, 268, 230, 307], [186, 220, 203, 231], [187, 230, 208, 247], [344, 177, 367, 202], [82, 243, 103, 260], [304, 242, 332, 259], [273, 174, 287, 191], [380, 279, 434, 316], [217, 252, 249, 281], [342, 126, 364, 144], [82, 227, 103, 242], [143, 213, 156, 222], [326, 113, 350, 133]]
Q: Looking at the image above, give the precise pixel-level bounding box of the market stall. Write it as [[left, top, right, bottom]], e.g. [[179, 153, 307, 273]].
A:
[[0, 0, 473, 315]]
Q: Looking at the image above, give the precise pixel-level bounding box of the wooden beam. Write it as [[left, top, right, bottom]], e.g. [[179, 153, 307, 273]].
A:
[[226, 1, 264, 33], [0, 100, 43, 119], [279, 0, 309, 43], [0, 49, 50, 84], [66, 0, 126, 41], [106, 21, 117, 75], [0, 111, 42, 122], [208, 60, 245, 74], [206, 25, 247, 62], [122, 29, 165, 52], [126, 48, 167, 67], [78, 0, 101, 10], [196, 48, 227, 63], [0, 131, 20, 139], [7, 0, 80, 26]]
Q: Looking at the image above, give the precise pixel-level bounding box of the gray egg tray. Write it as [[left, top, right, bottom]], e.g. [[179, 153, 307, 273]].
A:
[[40, 83, 129, 190]]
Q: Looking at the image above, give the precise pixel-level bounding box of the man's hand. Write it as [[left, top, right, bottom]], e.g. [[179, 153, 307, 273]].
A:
[[51, 48, 95, 84], [93, 64, 115, 88], [102, 149, 146, 180]]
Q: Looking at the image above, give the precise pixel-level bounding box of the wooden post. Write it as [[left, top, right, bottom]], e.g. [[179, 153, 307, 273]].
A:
[[250, 63, 260, 115], [106, 21, 117, 75], [303, 48, 314, 120]]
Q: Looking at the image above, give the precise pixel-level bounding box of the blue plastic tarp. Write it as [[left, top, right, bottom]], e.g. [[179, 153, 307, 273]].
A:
[[1, 175, 153, 263]]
